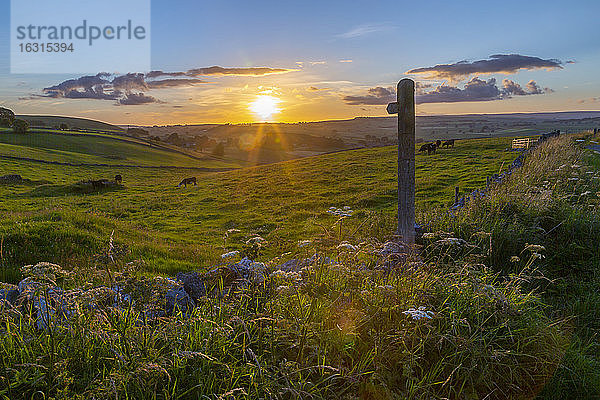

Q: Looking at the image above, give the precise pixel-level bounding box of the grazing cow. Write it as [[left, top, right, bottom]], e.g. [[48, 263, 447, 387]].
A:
[[178, 177, 197, 187], [442, 139, 455, 148], [436, 140, 442, 148], [427, 143, 437, 155], [115, 174, 122, 184], [419, 143, 437, 155]]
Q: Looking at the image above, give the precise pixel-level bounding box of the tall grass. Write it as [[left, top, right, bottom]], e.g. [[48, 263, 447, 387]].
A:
[[425, 132, 600, 398], [0, 243, 565, 399], [1, 134, 598, 398]]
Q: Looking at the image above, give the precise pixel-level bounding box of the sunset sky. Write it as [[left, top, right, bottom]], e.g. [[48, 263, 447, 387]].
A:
[[1, 0, 599, 125]]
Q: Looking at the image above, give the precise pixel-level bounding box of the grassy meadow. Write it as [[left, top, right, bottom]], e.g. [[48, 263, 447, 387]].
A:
[[1, 130, 599, 399], [0, 134, 516, 278]]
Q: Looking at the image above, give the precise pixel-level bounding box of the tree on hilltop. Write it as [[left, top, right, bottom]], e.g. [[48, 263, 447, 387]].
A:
[[0, 108, 15, 127], [13, 119, 29, 134]]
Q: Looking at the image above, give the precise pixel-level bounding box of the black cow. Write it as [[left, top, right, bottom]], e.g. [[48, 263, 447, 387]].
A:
[[419, 143, 437, 155], [179, 177, 197, 187], [436, 140, 442, 148], [115, 174, 122, 184], [442, 139, 455, 148]]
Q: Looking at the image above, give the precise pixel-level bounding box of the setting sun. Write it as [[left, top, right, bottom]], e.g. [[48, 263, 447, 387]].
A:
[[249, 95, 281, 121]]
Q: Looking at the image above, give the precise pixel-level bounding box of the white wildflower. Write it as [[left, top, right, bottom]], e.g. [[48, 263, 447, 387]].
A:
[[298, 240, 312, 248], [269, 270, 300, 281], [532, 252, 545, 260], [221, 251, 240, 259], [328, 206, 354, 217], [422, 232, 437, 239], [337, 242, 357, 252], [403, 306, 434, 320], [246, 236, 266, 245]]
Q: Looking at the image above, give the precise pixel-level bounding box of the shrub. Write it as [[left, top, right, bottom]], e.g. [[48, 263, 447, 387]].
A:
[[12, 119, 29, 134], [0, 107, 15, 127]]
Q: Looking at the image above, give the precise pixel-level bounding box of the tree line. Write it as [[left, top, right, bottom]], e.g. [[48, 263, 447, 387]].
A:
[[0, 108, 29, 134]]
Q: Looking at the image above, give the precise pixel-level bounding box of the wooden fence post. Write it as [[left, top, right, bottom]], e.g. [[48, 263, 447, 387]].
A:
[[455, 186, 460, 204], [387, 79, 415, 245]]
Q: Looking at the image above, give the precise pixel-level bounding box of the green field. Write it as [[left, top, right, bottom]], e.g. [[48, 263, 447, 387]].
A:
[[0, 129, 241, 168], [0, 134, 517, 276], [1, 130, 600, 399]]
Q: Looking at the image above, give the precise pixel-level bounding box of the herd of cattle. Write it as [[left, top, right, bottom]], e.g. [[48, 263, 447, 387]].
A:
[[419, 139, 455, 155], [85, 130, 576, 190], [89, 174, 198, 189]]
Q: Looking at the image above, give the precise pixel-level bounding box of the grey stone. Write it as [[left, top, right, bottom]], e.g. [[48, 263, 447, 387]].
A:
[[176, 272, 206, 300], [165, 285, 194, 315], [230, 258, 266, 282]]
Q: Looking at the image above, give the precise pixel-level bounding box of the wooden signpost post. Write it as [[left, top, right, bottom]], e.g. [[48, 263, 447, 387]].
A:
[[387, 79, 416, 245]]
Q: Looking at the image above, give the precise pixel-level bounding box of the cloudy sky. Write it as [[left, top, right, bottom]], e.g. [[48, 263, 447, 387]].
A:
[[1, 0, 599, 125]]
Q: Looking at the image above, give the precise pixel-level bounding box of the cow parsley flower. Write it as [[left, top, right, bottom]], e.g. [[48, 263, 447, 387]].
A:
[[221, 251, 240, 259], [246, 236, 266, 245], [403, 306, 434, 320], [337, 242, 357, 252], [328, 206, 354, 217]]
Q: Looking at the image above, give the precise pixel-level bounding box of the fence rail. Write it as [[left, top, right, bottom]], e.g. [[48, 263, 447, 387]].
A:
[[512, 137, 532, 150]]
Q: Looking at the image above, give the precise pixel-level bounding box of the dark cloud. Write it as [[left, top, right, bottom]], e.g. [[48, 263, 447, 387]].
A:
[[525, 80, 544, 95], [112, 73, 148, 91], [344, 77, 552, 105], [146, 70, 187, 78], [147, 66, 295, 78], [343, 86, 395, 105], [186, 66, 295, 76], [501, 79, 546, 96], [501, 79, 529, 96], [147, 78, 206, 88], [43, 73, 111, 98], [118, 93, 158, 105], [407, 54, 564, 80], [40, 64, 296, 105], [63, 87, 121, 100], [417, 78, 502, 103], [415, 81, 434, 95]]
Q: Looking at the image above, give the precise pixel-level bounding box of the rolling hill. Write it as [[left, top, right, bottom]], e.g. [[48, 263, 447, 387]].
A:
[[15, 115, 125, 132], [0, 134, 517, 275], [0, 128, 242, 169]]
